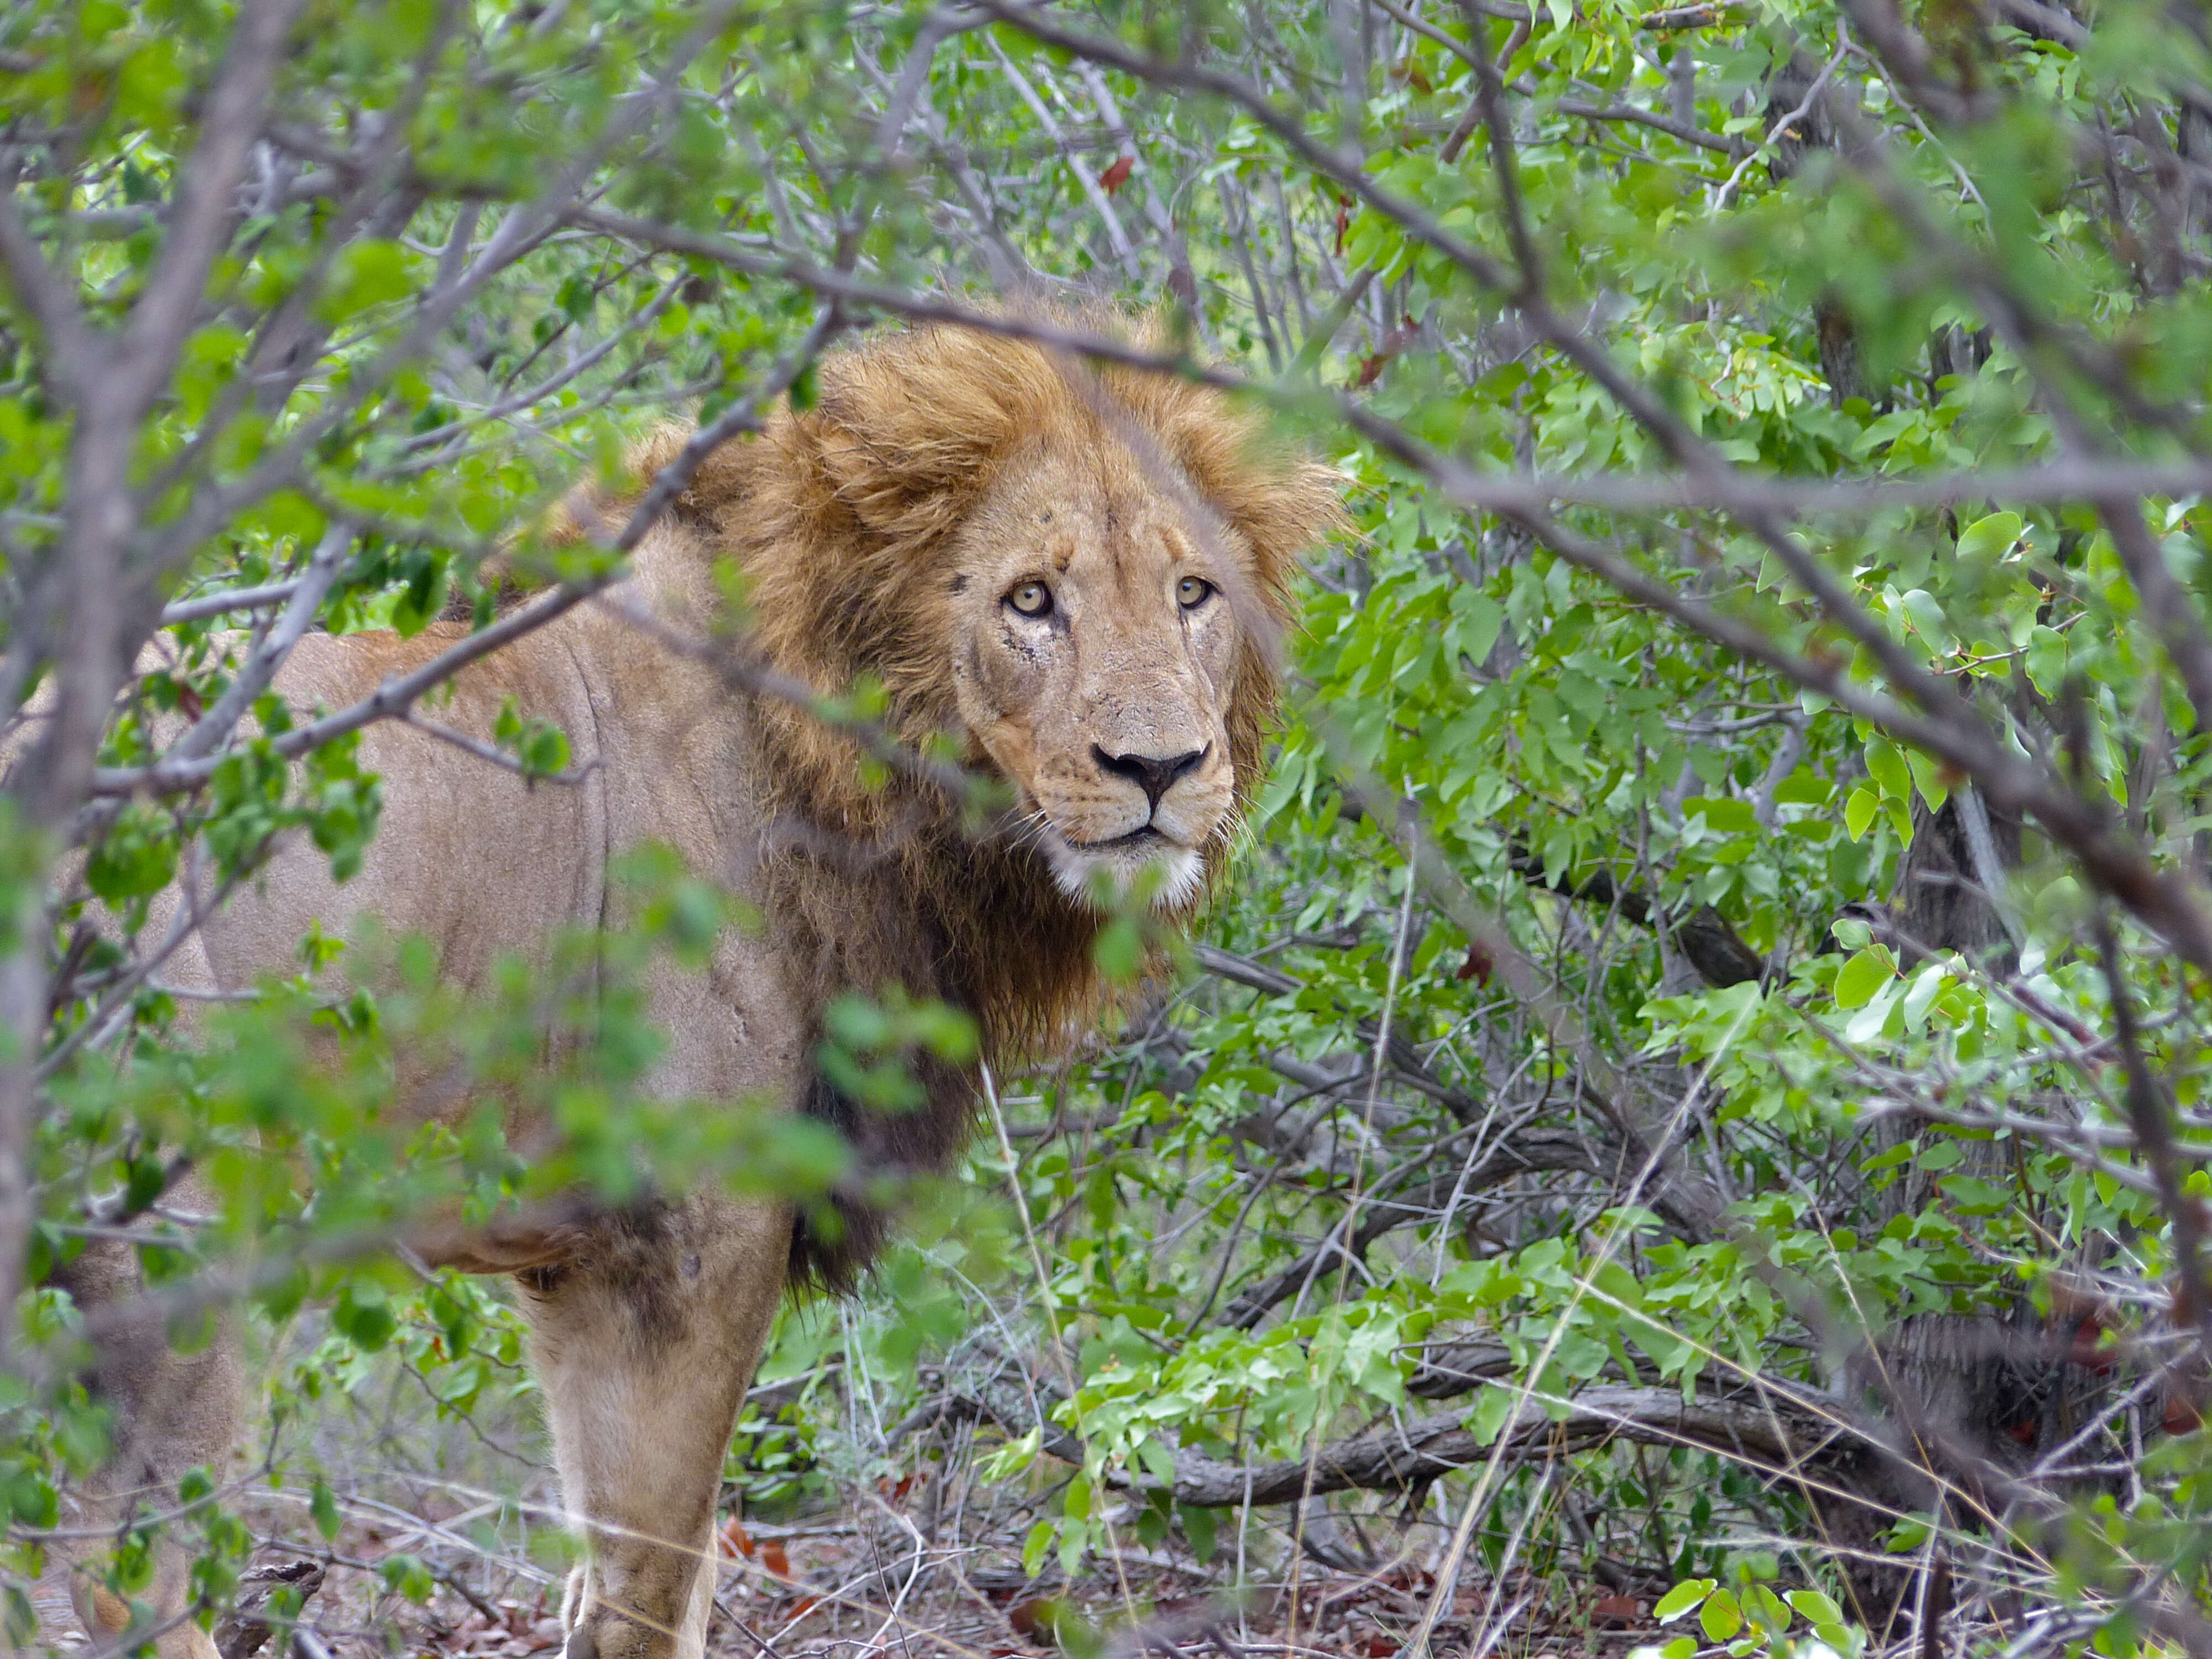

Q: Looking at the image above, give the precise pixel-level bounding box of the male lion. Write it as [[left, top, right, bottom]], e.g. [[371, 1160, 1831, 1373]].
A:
[[57, 322, 1340, 1659]]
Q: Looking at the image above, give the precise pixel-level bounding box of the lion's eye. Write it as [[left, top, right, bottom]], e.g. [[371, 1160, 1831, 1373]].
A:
[[1007, 581, 1052, 617], [1177, 576, 1214, 609]]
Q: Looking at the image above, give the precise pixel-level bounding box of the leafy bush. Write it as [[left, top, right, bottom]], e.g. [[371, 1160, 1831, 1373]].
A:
[[5, 0, 2212, 1653]]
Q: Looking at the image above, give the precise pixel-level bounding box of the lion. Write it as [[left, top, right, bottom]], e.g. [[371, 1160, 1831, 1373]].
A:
[[54, 321, 1342, 1659]]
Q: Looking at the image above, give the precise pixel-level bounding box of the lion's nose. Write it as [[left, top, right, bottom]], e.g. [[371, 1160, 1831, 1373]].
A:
[[1092, 743, 1208, 813]]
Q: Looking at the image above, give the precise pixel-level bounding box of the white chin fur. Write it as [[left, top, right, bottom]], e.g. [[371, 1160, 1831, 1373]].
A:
[[1042, 834, 1206, 912]]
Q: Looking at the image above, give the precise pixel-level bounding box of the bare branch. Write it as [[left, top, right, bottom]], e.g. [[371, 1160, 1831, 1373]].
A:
[[158, 581, 309, 627], [108, 0, 309, 418], [961, 1364, 1845, 1506], [1217, 1138, 1605, 1329], [398, 711, 598, 787], [162, 519, 356, 769], [1548, 88, 1745, 158], [983, 34, 1144, 281]]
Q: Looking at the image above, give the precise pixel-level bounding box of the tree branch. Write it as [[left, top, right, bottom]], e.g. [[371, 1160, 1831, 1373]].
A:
[[1509, 847, 1764, 988], [91, 308, 842, 802], [1217, 1136, 1603, 1329], [0, 159, 94, 397], [1195, 943, 1484, 1121], [963, 1366, 1843, 1506], [109, 0, 308, 418]]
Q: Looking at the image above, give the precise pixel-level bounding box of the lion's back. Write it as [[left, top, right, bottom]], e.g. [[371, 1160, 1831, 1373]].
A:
[[189, 622, 610, 1001]]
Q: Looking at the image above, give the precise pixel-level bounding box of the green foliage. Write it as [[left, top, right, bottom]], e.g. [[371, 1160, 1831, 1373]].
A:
[[7, 0, 2212, 1646], [1644, 1574, 1865, 1659]]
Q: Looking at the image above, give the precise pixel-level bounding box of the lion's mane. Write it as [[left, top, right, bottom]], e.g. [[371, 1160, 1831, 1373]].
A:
[[625, 321, 1342, 1287]]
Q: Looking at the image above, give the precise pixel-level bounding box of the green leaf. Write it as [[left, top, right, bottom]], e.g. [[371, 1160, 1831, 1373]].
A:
[[310, 1479, 341, 1541], [1843, 786, 1879, 841], [1747, 1584, 1793, 1630], [1469, 1384, 1519, 1445], [1092, 916, 1142, 981], [1864, 738, 1912, 801], [1832, 947, 1895, 1010], [1655, 1579, 1715, 1623], [1900, 588, 1954, 652], [379, 1553, 436, 1603], [1136, 1436, 1177, 1484], [1939, 1174, 2013, 1214], [1179, 1503, 1218, 1563], [318, 239, 410, 321], [1020, 1520, 1053, 1579], [85, 810, 178, 904], [1900, 963, 1949, 1030], [980, 1427, 1041, 1483], [1916, 1139, 1963, 1172], [789, 358, 820, 411], [1787, 1590, 1845, 1626], [1844, 979, 1904, 1045], [333, 1282, 396, 1353], [1448, 590, 1505, 664], [1955, 512, 2024, 563], [1700, 1589, 1745, 1642]]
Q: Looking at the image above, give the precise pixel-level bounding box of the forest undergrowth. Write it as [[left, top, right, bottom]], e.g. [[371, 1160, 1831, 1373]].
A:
[[9, 0, 2212, 1654]]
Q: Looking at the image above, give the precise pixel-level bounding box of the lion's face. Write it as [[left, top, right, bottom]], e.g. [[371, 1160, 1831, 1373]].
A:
[[947, 440, 1253, 912]]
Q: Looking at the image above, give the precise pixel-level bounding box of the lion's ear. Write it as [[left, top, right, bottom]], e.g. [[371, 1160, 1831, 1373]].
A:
[[1145, 394, 1349, 597], [802, 330, 1042, 545], [1215, 455, 1350, 592]]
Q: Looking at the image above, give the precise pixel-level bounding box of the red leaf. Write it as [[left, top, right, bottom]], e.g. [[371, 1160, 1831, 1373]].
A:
[[2068, 1314, 2115, 1374], [2164, 1389, 2203, 1435], [1353, 322, 1420, 390], [1592, 1594, 1643, 1627], [1334, 199, 1352, 254], [1008, 1598, 1060, 1640], [2005, 1418, 2038, 1445], [1457, 944, 1495, 984], [758, 1539, 791, 1580], [1099, 154, 1134, 194], [719, 1517, 752, 1558]]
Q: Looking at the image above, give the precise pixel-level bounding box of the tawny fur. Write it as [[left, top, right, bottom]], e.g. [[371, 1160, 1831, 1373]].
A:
[[51, 319, 1342, 1659]]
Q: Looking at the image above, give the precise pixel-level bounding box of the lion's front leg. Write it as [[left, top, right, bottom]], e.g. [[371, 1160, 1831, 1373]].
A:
[[50, 1176, 244, 1659], [519, 1196, 790, 1659]]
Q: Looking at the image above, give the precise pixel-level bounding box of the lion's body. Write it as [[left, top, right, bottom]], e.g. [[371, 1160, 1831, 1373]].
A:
[[191, 529, 810, 1168], [60, 323, 1339, 1659]]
